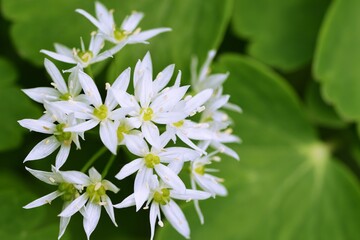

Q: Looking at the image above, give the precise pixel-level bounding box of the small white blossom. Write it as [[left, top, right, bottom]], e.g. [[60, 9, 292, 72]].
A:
[[76, 2, 171, 45], [59, 167, 119, 240], [115, 175, 211, 240], [23, 166, 89, 239]]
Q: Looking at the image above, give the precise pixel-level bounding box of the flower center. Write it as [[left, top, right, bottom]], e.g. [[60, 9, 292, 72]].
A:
[[144, 153, 160, 168], [117, 123, 130, 143], [54, 123, 72, 145], [86, 183, 106, 204], [173, 120, 184, 128], [153, 188, 170, 205], [93, 104, 108, 121], [77, 50, 93, 63], [194, 165, 205, 175], [141, 107, 154, 121], [113, 29, 128, 42], [58, 182, 79, 202], [59, 92, 72, 101]]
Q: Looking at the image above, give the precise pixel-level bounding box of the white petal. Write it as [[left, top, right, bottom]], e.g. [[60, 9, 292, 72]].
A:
[[185, 89, 213, 115], [110, 67, 131, 93], [199, 50, 216, 82], [44, 58, 68, 94], [40, 50, 77, 64], [89, 34, 104, 56], [153, 112, 186, 124], [102, 180, 120, 193], [124, 135, 149, 156], [151, 86, 189, 113], [224, 102, 243, 113], [154, 164, 185, 192], [54, 43, 73, 57], [109, 88, 139, 110], [134, 167, 152, 211], [99, 120, 118, 154], [25, 136, 60, 162], [195, 174, 227, 196], [176, 131, 206, 154], [23, 191, 62, 209], [22, 87, 60, 103], [121, 12, 144, 32], [202, 73, 228, 90], [161, 200, 190, 239], [76, 9, 104, 33], [115, 158, 144, 180], [83, 202, 101, 240], [109, 107, 133, 120], [61, 170, 91, 186], [65, 119, 99, 133], [68, 66, 82, 96], [142, 121, 161, 149], [171, 189, 211, 201], [78, 71, 102, 107], [128, 28, 172, 44], [212, 142, 239, 160], [51, 101, 93, 119], [113, 194, 136, 209], [153, 64, 175, 93], [18, 119, 55, 134], [59, 202, 72, 239], [59, 193, 88, 217], [55, 144, 71, 169], [150, 202, 159, 240], [94, 2, 113, 34], [25, 167, 60, 185], [135, 58, 153, 107], [102, 195, 117, 226], [167, 161, 184, 175], [158, 147, 200, 163], [190, 179, 204, 224], [88, 167, 102, 182]]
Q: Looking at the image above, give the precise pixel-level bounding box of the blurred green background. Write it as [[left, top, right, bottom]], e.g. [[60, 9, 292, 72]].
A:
[[1, 0, 360, 239]]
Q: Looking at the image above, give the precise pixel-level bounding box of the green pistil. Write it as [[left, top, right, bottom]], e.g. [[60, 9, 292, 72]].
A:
[[173, 120, 184, 128], [194, 165, 205, 175], [59, 92, 72, 101], [86, 183, 106, 204], [78, 50, 93, 63], [93, 104, 108, 120], [54, 123, 72, 145], [117, 123, 129, 143], [153, 188, 170, 205], [141, 108, 153, 121], [58, 182, 78, 202], [113, 29, 127, 42], [144, 153, 160, 168]]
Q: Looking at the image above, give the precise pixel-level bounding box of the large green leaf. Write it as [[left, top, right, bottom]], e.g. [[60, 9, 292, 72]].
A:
[[232, 0, 330, 71], [157, 55, 360, 240], [107, 0, 233, 82], [0, 57, 40, 151], [314, 0, 360, 121]]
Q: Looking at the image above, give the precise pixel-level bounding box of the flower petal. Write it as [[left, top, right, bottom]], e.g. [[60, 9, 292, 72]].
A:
[[153, 112, 186, 125], [65, 119, 99, 133], [185, 88, 213, 115], [121, 12, 144, 32], [59, 202, 72, 239], [25, 166, 61, 185], [128, 28, 172, 44], [25, 136, 60, 162], [115, 158, 144, 180], [154, 164, 185, 192], [83, 202, 101, 240], [150, 202, 160, 240], [160, 200, 190, 239], [113, 194, 136, 209], [61, 170, 91, 186], [59, 193, 88, 217], [76, 9, 104, 33], [99, 120, 118, 154], [18, 119, 55, 134], [88, 167, 102, 182], [153, 64, 175, 93], [102, 195, 117, 226], [134, 167, 152, 211], [142, 121, 161, 149], [170, 189, 211, 201], [44, 58, 68, 94], [23, 191, 63, 209], [78, 71, 102, 107], [124, 135, 149, 156], [40, 50, 77, 64], [22, 87, 60, 103], [151, 86, 189, 113], [55, 144, 71, 169]]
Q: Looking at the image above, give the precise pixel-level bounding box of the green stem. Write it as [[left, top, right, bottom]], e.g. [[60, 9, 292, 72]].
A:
[[81, 146, 107, 173], [102, 154, 116, 178]]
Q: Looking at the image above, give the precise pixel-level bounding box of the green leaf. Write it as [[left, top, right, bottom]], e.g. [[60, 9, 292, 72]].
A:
[[0, 57, 40, 151], [107, 0, 233, 82], [305, 81, 346, 128], [232, 0, 330, 71], [314, 0, 360, 121], [157, 54, 360, 240]]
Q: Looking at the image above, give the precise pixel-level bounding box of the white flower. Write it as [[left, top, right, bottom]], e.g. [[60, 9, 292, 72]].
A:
[[18, 103, 83, 169], [76, 2, 171, 45], [115, 135, 200, 211], [59, 167, 119, 240], [115, 118, 142, 146], [23, 166, 89, 239], [114, 175, 211, 240], [110, 52, 188, 148], [22, 59, 87, 104], [41, 34, 121, 69], [190, 152, 227, 224], [59, 69, 132, 154]]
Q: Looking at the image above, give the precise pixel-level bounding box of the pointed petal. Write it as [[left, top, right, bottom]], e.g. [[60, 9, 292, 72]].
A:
[[151, 86, 189, 113], [153, 64, 175, 93], [176, 131, 206, 154], [161, 200, 190, 239], [142, 121, 161, 149], [88, 167, 102, 182], [158, 147, 200, 163], [99, 120, 118, 154], [150, 202, 159, 240], [115, 158, 143, 180], [59, 193, 88, 217], [25, 167, 60, 185], [109, 88, 139, 110], [58, 202, 72, 239], [22, 87, 60, 103], [170, 189, 211, 201], [40, 50, 76, 64], [134, 167, 152, 211], [76, 9, 104, 33], [102, 195, 117, 226], [94, 2, 113, 34], [199, 50, 216, 82], [54, 43, 73, 57], [154, 164, 185, 192], [23, 191, 62, 209], [212, 142, 239, 160], [18, 119, 55, 134], [185, 89, 213, 115], [113, 194, 136, 209], [83, 202, 101, 239], [153, 112, 186, 124], [61, 170, 91, 185], [124, 135, 149, 156], [65, 119, 99, 133], [109, 107, 132, 120], [102, 180, 120, 193], [121, 12, 144, 32], [55, 144, 70, 169], [25, 136, 60, 162], [128, 28, 172, 44], [78, 71, 102, 107], [44, 58, 68, 94]]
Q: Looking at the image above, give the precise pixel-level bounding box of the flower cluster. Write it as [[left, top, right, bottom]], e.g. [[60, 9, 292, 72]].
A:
[[19, 2, 241, 240]]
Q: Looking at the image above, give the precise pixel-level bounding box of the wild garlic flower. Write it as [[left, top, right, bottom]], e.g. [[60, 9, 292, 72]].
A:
[[18, 103, 83, 169], [22, 59, 87, 104], [115, 135, 200, 211], [58, 69, 132, 154], [110, 52, 189, 148], [59, 167, 119, 240], [23, 166, 89, 239], [190, 152, 227, 224], [115, 175, 211, 240], [76, 2, 171, 45], [41, 34, 121, 69]]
